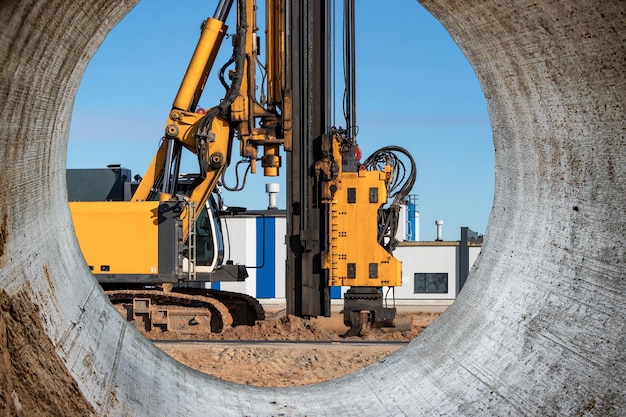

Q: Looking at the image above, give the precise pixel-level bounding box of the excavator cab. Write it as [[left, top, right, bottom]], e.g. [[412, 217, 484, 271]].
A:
[[175, 173, 226, 276], [194, 196, 225, 272]]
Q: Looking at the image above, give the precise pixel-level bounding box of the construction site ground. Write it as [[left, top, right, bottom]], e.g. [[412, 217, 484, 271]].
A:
[[154, 307, 444, 387]]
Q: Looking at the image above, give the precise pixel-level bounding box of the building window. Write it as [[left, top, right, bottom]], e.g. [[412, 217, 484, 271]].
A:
[[414, 273, 449, 294]]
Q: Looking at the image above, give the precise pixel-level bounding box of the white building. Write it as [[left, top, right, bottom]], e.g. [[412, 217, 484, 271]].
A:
[[215, 208, 482, 308]]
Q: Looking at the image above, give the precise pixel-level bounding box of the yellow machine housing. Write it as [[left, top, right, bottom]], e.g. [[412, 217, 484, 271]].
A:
[[319, 132, 403, 289], [325, 170, 402, 288], [316, 131, 413, 332], [68, 200, 194, 283], [70, 201, 161, 276]]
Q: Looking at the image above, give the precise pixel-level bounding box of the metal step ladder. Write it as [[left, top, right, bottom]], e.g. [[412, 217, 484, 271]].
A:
[[187, 201, 197, 281]]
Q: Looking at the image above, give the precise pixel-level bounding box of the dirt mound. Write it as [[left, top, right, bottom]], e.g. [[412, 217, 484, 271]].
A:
[[157, 311, 443, 387], [208, 314, 342, 341], [160, 342, 400, 387], [142, 311, 441, 342]]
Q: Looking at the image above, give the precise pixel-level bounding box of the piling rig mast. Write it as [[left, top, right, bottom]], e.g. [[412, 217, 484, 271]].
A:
[[286, 0, 416, 334]]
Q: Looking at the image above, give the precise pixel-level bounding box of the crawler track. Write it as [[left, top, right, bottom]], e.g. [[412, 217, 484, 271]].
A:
[[105, 288, 265, 335], [176, 287, 266, 326]]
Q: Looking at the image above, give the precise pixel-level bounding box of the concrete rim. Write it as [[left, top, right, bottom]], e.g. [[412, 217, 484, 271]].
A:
[[1, 0, 624, 415]]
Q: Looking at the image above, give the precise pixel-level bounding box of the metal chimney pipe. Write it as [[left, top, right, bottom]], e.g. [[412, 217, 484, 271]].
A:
[[266, 183, 280, 209], [435, 220, 444, 241]]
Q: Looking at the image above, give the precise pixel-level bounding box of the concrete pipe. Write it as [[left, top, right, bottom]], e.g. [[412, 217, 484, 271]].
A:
[[0, 0, 624, 415]]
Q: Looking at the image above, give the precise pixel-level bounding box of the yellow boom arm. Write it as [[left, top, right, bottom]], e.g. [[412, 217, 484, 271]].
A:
[[132, 0, 290, 242]]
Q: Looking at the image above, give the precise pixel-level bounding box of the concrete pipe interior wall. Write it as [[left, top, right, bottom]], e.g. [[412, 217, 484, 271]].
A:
[[1, 0, 624, 415]]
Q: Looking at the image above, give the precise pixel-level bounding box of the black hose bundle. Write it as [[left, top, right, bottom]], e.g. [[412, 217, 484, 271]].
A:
[[195, 0, 248, 178], [362, 146, 417, 252]]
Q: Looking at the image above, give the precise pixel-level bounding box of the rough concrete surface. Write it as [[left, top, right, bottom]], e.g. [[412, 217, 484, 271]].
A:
[[0, 0, 624, 416]]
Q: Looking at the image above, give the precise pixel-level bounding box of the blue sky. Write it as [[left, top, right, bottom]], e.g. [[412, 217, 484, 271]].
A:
[[67, 0, 494, 241]]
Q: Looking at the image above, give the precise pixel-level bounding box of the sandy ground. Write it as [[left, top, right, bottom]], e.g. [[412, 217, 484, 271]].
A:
[[156, 310, 441, 387], [1, 290, 95, 416]]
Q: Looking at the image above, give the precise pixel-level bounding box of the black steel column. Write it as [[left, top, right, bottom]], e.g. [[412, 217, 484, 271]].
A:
[[458, 227, 470, 295], [285, 0, 331, 318]]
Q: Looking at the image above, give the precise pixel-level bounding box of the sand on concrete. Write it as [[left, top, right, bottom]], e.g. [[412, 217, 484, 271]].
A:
[[0, 290, 95, 416]]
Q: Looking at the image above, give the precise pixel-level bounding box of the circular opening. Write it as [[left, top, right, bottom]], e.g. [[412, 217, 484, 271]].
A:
[[66, 0, 492, 387]]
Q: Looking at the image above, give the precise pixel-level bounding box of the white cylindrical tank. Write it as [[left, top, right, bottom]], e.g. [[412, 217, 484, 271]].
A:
[[266, 183, 280, 209], [435, 219, 444, 241]]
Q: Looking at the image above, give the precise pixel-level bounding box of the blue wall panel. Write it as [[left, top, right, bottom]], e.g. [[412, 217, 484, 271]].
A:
[[256, 217, 276, 298]]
